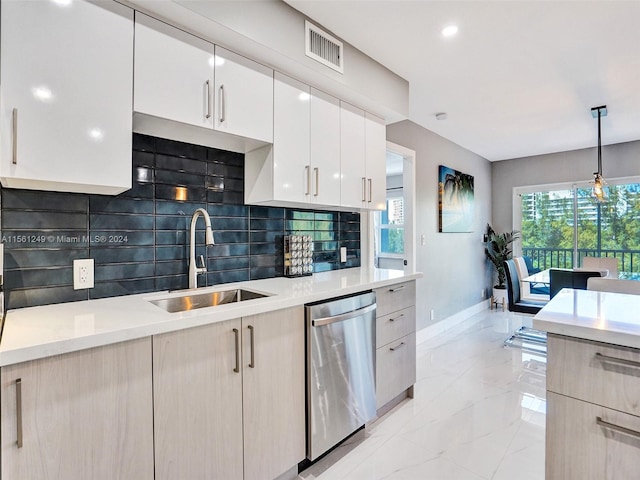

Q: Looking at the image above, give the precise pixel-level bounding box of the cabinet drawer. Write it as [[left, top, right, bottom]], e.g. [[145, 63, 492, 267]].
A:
[[376, 332, 416, 409], [375, 281, 415, 317], [546, 392, 640, 479], [376, 306, 415, 348], [547, 334, 640, 415]]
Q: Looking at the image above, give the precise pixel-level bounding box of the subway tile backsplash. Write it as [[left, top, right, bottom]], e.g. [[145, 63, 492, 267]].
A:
[[1, 134, 360, 309]]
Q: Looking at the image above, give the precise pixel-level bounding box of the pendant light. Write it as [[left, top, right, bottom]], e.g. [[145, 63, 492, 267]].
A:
[[591, 105, 608, 202]]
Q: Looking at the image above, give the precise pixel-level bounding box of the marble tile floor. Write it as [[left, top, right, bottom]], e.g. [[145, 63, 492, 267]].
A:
[[299, 309, 546, 480]]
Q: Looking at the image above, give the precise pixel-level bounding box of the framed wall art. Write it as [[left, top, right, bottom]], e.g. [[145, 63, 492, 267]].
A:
[[438, 165, 474, 232]]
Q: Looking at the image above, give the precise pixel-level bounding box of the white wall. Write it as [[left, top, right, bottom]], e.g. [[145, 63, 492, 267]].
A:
[[387, 120, 492, 329], [492, 140, 640, 232]]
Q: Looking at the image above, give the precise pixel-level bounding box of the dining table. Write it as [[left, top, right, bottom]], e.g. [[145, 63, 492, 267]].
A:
[[522, 268, 640, 285]]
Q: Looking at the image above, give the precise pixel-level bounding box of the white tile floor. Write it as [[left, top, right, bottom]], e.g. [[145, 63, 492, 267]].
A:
[[299, 309, 546, 480]]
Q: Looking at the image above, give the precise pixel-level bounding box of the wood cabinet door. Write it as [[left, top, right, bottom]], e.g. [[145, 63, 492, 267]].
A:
[[547, 392, 640, 479], [214, 46, 274, 142], [242, 306, 305, 480], [0, 0, 133, 194], [1, 338, 154, 480], [153, 319, 243, 480]]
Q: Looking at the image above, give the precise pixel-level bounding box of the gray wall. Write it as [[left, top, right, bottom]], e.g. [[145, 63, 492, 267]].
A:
[[492, 140, 640, 232], [387, 120, 492, 329]]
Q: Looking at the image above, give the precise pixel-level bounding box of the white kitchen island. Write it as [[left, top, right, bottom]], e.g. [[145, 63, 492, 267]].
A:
[[533, 288, 640, 479]]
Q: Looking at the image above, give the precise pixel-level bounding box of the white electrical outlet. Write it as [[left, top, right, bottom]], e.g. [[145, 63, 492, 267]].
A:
[[340, 247, 347, 263], [430, 309, 435, 321], [73, 259, 94, 290], [481, 288, 486, 299]]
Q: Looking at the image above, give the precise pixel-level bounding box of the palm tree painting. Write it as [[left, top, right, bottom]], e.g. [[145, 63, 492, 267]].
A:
[[438, 165, 474, 232]]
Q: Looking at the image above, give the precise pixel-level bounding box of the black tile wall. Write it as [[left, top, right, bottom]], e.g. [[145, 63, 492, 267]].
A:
[[1, 134, 360, 309]]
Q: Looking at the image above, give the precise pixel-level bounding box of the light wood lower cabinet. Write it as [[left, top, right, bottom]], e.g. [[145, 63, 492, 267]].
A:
[[153, 318, 244, 480], [546, 334, 640, 479], [374, 281, 417, 410], [547, 392, 640, 479], [153, 306, 305, 480], [0, 338, 154, 480]]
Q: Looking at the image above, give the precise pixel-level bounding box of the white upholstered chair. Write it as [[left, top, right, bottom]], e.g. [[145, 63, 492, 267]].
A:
[[587, 277, 640, 295], [582, 256, 618, 277], [513, 256, 549, 301]]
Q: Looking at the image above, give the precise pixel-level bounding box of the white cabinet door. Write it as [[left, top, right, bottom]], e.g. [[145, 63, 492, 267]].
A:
[[311, 88, 341, 206], [365, 112, 387, 210], [242, 307, 305, 480], [214, 47, 273, 142], [340, 101, 367, 210], [153, 319, 243, 480], [1, 339, 154, 480], [134, 13, 215, 129], [0, 0, 133, 194], [273, 73, 310, 204]]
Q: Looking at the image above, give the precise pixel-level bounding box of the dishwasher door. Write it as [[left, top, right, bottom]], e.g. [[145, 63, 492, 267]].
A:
[[306, 291, 376, 461]]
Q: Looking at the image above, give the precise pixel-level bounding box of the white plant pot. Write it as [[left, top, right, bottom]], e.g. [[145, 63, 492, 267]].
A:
[[491, 287, 507, 310]]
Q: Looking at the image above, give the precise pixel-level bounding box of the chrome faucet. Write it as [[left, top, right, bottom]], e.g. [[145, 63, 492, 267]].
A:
[[189, 208, 215, 289]]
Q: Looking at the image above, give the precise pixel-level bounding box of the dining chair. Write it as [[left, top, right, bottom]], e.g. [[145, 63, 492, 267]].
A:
[[582, 256, 618, 277], [504, 259, 547, 314], [513, 257, 549, 300], [587, 277, 640, 295], [549, 269, 602, 299]]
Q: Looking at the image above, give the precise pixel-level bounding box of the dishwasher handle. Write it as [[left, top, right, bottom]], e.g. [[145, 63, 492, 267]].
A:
[[311, 303, 376, 327]]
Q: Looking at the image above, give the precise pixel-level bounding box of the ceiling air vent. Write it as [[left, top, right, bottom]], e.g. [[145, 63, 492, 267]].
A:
[[305, 20, 344, 74]]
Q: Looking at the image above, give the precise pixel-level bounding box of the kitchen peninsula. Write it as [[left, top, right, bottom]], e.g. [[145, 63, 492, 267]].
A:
[[533, 288, 640, 478]]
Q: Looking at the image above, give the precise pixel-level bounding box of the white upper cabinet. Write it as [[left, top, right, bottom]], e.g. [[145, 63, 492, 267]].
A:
[[214, 47, 273, 143], [340, 102, 386, 211], [340, 102, 367, 210], [365, 112, 387, 210], [134, 13, 215, 129], [0, 0, 133, 194], [310, 88, 341, 206], [272, 72, 311, 204]]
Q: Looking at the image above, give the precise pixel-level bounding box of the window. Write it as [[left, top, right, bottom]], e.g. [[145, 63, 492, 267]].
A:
[[516, 178, 640, 272], [375, 193, 404, 257]]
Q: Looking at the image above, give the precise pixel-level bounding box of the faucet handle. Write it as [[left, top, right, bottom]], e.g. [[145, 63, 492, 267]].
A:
[[198, 254, 206, 269]]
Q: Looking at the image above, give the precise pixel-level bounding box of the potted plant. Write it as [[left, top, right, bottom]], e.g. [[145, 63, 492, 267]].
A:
[[484, 224, 519, 306]]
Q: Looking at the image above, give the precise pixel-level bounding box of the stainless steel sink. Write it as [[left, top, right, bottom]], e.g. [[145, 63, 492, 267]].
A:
[[150, 289, 270, 313]]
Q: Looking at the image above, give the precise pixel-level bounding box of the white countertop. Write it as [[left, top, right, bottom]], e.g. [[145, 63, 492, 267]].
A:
[[0, 268, 421, 366], [533, 288, 640, 349]]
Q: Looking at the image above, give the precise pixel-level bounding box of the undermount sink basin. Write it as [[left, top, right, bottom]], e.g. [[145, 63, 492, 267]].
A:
[[150, 289, 271, 313]]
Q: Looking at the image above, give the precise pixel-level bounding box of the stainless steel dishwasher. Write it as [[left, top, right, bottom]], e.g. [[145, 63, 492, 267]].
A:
[[305, 291, 377, 461]]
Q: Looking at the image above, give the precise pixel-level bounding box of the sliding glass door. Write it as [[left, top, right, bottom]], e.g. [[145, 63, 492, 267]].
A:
[[515, 178, 640, 273]]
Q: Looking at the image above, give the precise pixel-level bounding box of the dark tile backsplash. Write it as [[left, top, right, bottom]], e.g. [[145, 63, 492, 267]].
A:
[[1, 134, 360, 309]]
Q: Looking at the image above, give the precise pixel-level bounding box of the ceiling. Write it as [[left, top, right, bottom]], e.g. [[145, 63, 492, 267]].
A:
[[285, 0, 640, 162]]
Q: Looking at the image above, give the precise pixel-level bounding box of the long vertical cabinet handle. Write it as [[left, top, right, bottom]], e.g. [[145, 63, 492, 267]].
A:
[[314, 168, 319, 197], [305, 166, 311, 196], [233, 328, 240, 373], [219, 85, 226, 123], [248, 325, 255, 368], [16, 378, 23, 448], [361, 177, 367, 202], [368, 178, 372, 203], [12, 108, 18, 165], [204, 80, 212, 119]]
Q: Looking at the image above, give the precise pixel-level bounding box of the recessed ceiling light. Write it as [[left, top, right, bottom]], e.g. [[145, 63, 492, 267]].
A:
[[442, 25, 458, 37]]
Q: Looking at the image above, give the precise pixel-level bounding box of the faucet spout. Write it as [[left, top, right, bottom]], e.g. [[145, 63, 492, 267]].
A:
[[189, 208, 215, 289]]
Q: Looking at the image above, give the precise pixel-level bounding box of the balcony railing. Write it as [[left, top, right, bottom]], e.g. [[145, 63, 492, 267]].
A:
[[522, 247, 640, 273]]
